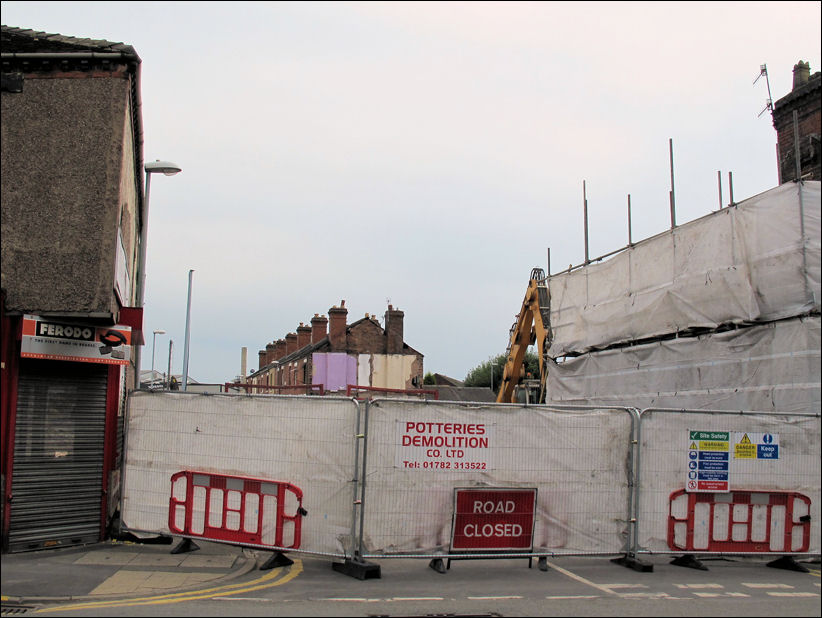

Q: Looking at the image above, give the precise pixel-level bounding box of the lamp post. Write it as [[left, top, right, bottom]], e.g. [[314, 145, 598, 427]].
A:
[[151, 329, 165, 387], [182, 269, 194, 392], [133, 159, 181, 389]]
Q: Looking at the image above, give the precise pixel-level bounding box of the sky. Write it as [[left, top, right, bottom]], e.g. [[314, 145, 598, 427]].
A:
[[2, 1, 820, 384]]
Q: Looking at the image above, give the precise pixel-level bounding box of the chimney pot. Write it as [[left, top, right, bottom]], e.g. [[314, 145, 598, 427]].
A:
[[793, 60, 810, 90]]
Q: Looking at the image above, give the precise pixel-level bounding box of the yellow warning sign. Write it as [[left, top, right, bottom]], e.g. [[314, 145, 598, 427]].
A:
[[735, 443, 756, 459], [690, 442, 698, 450], [740, 434, 751, 444], [699, 440, 729, 451]]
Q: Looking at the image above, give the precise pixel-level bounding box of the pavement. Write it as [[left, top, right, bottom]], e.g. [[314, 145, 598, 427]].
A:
[[0, 534, 259, 606]]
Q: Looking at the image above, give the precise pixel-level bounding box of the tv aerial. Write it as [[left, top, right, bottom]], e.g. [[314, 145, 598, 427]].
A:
[[753, 63, 773, 118]]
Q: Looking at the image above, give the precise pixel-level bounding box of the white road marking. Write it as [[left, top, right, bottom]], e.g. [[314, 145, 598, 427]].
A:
[[543, 560, 621, 596]]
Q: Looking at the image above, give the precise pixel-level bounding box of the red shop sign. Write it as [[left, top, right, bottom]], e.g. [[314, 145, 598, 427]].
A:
[[451, 487, 537, 551]]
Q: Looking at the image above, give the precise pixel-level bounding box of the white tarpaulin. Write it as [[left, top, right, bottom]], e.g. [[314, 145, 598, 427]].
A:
[[122, 392, 360, 556], [547, 316, 821, 413], [548, 182, 821, 357]]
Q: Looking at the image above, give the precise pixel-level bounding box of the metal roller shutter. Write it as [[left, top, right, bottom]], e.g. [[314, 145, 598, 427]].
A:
[[9, 360, 108, 552]]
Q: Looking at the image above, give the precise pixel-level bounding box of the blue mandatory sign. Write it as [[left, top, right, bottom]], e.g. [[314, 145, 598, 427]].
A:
[[698, 470, 729, 481], [699, 451, 729, 461], [689, 461, 697, 470], [758, 445, 779, 459], [699, 460, 729, 471], [689, 450, 698, 460], [763, 433, 774, 444]]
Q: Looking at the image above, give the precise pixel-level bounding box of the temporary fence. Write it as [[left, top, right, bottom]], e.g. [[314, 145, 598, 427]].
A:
[[634, 408, 821, 557], [356, 399, 637, 560], [121, 391, 360, 557], [121, 391, 820, 570]]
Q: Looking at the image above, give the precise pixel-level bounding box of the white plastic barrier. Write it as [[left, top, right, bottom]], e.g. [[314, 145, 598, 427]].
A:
[[122, 391, 361, 557], [359, 399, 637, 558], [635, 408, 821, 556]]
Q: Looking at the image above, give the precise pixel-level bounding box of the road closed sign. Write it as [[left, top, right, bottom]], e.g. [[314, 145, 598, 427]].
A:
[[451, 488, 537, 551]]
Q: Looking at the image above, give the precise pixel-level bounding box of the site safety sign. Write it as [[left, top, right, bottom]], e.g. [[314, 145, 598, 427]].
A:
[[686, 430, 730, 492], [450, 487, 536, 551], [733, 432, 780, 460]]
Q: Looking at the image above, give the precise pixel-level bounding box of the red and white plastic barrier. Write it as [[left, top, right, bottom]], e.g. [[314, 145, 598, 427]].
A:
[[169, 471, 305, 549], [668, 489, 811, 553]]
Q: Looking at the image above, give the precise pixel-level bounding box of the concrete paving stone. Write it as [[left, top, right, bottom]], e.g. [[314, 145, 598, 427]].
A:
[[178, 554, 238, 569], [127, 554, 185, 567], [73, 550, 138, 566], [89, 570, 154, 595]]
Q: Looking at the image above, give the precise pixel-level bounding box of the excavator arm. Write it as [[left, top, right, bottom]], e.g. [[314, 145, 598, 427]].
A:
[[496, 268, 552, 404]]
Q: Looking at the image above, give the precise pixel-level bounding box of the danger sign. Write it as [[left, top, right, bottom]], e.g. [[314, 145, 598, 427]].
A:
[[451, 488, 536, 551]]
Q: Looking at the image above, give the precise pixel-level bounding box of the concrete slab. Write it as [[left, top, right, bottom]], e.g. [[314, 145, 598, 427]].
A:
[[127, 554, 184, 567], [88, 570, 222, 596], [178, 554, 238, 569], [74, 551, 138, 566]]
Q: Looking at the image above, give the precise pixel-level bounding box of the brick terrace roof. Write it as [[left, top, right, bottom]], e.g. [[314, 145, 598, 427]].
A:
[[1, 25, 138, 58]]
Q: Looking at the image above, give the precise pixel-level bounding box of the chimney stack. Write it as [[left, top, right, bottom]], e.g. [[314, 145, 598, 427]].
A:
[[328, 300, 348, 352], [793, 60, 810, 90], [297, 322, 312, 349], [241, 347, 247, 380], [311, 313, 328, 344], [265, 342, 275, 365], [285, 332, 298, 355], [258, 349, 267, 370], [275, 338, 287, 361], [384, 304, 404, 354]]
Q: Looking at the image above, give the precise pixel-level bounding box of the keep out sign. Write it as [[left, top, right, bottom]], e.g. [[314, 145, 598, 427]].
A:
[[451, 488, 537, 551]]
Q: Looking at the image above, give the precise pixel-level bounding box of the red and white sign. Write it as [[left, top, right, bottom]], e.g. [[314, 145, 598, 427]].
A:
[[21, 314, 132, 366], [395, 420, 494, 470], [451, 488, 537, 551]]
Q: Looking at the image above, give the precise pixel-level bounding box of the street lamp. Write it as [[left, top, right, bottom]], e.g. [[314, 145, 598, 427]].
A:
[[133, 159, 181, 389], [151, 329, 166, 387]]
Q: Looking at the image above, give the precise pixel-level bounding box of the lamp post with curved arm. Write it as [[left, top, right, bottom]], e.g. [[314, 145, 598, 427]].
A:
[[134, 159, 181, 389]]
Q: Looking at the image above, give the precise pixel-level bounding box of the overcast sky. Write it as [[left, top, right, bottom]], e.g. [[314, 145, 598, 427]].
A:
[[3, 1, 820, 384]]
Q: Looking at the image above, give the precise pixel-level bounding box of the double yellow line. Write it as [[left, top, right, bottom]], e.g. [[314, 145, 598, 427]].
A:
[[35, 560, 303, 613]]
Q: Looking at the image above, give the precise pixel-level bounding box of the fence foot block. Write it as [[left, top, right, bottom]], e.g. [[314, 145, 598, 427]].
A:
[[534, 556, 549, 571], [170, 537, 200, 554], [767, 556, 809, 573], [260, 551, 294, 570], [611, 554, 653, 572], [333, 558, 381, 580], [428, 558, 447, 574], [670, 554, 707, 571]]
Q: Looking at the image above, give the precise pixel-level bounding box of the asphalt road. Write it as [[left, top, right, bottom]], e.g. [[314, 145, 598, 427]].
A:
[[13, 553, 821, 617]]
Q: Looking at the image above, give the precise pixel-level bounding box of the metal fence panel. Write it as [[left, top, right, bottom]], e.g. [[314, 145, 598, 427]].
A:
[[122, 391, 361, 558], [636, 408, 821, 556], [359, 399, 636, 558]]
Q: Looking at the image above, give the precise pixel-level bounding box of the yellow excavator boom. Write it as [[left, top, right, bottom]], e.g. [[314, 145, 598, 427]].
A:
[[496, 268, 551, 404]]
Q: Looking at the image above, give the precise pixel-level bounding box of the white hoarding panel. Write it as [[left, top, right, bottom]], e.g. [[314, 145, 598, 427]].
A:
[[637, 409, 821, 555], [360, 399, 635, 557], [122, 392, 359, 557]]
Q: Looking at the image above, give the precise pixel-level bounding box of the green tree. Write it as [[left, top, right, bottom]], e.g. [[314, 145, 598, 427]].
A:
[[423, 372, 436, 385], [464, 349, 540, 393]]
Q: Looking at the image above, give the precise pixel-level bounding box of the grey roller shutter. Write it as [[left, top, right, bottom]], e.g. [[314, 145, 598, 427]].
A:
[[9, 360, 108, 552]]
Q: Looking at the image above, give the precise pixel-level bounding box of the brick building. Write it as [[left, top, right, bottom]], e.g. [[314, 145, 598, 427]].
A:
[[1, 27, 147, 552], [246, 301, 424, 394], [772, 60, 821, 183]]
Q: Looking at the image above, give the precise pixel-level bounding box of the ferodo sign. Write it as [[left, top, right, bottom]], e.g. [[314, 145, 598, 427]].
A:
[[21, 314, 132, 366], [451, 488, 537, 551]]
